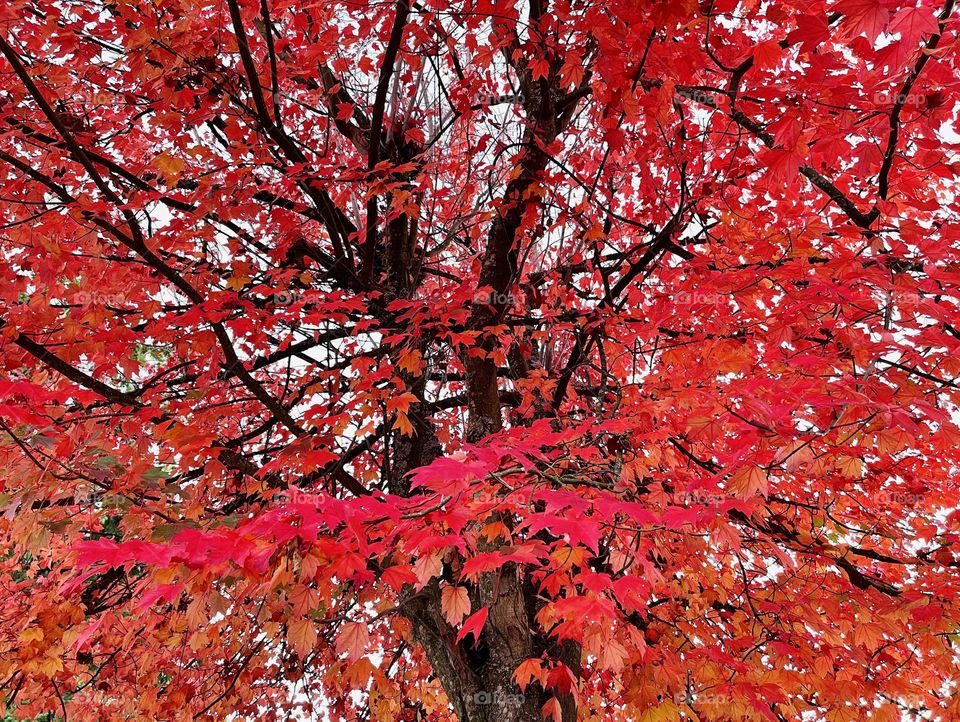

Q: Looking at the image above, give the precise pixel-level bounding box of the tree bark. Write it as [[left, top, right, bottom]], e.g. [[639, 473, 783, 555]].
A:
[[377, 27, 582, 722]]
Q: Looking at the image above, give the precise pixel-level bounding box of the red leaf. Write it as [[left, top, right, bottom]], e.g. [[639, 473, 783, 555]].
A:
[[456, 607, 489, 644], [887, 6, 939, 48], [835, 0, 890, 42]]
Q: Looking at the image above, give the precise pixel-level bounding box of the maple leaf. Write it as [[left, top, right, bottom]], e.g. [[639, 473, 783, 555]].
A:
[[413, 553, 442, 588], [541, 697, 563, 722], [887, 7, 939, 49], [559, 57, 585, 90], [397, 349, 426, 376], [154, 153, 184, 184], [729, 465, 769, 499], [513, 658, 545, 691], [788, 13, 831, 52], [753, 39, 785, 71], [343, 658, 375, 687], [835, 455, 864, 479], [19, 627, 43, 643], [597, 638, 629, 671], [761, 147, 805, 186], [529, 57, 550, 81], [380, 564, 417, 590], [835, 0, 890, 42], [385, 392, 418, 415], [456, 607, 489, 644], [441, 585, 471, 626], [288, 584, 320, 616], [335, 621, 369, 662], [38, 656, 64, 678], [525, 513, 601, 553], [287, 618, 318, 658], [545, 662, 579, 698], [394, 411, 415, 436]]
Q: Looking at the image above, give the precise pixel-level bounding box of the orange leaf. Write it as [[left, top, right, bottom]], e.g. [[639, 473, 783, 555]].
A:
[[441, 585, 471, 626], [287, 618, 317, 658], [397, 349, 426, 376], [729, 464, 768, 499], [394, 411, 415, 437], [513, 658, 545, 691], [541, 697, 563, 722], [335, 621, 369, 662], [413, 553, 442, 588], [597, 638, 628, 671]]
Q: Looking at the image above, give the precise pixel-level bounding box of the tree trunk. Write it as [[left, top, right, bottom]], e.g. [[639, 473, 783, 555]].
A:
[[379, 45, 580, 722]]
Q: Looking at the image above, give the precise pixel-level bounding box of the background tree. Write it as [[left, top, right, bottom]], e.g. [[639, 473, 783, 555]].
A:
[[1, 0, 960, 719]]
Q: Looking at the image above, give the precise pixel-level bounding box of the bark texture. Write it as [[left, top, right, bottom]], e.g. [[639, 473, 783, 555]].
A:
[[370, 13, 582, 721]]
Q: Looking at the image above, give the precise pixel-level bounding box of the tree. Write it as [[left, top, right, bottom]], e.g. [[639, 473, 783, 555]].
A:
[[1, 0, 959, 718]]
